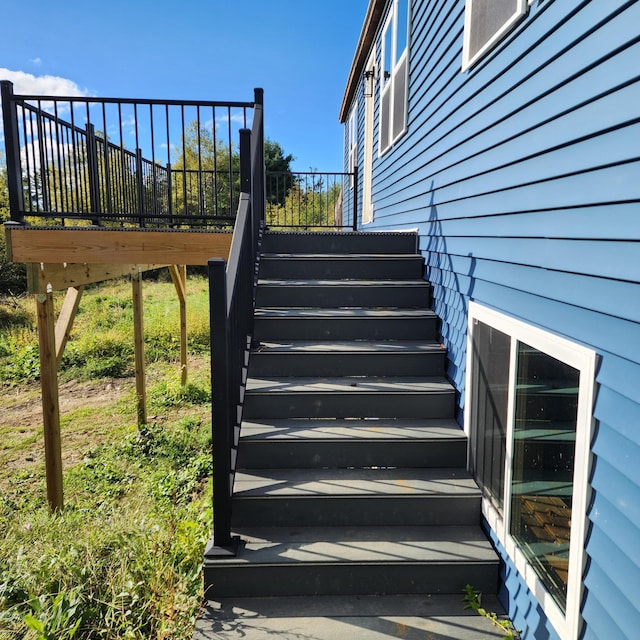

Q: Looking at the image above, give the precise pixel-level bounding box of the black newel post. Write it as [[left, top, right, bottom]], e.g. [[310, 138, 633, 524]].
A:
[[135, 148, 145, 228], [208, 258, 233, 550], [1, 81, 25, 223], [86, 124, 101, 225]]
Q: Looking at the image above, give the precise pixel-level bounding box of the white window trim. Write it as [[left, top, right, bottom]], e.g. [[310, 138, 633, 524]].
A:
[[464, 302, 597, 640], [347, 102, 358, 190], [462, 0, 528, 71], [378, 0, 409, 156]]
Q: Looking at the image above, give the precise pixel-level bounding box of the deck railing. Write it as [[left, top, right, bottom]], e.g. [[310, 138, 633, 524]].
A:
[[266, 168, 357, 231], [207, 91, 264, 552], [1, 80, 256, 228]]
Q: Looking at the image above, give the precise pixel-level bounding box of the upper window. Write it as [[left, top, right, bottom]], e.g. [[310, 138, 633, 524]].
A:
[[462, 0, 528, 70], [379, 0, 410, 155], [466, 303, 597, 640]]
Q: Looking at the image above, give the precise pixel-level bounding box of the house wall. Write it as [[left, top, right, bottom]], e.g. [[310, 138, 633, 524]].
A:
[[345, 0, 640, 638]]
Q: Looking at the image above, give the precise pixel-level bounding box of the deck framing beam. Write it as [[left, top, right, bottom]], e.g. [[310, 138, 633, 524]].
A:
[[7, 227, 233, 266], [169, 265, 189, 385]]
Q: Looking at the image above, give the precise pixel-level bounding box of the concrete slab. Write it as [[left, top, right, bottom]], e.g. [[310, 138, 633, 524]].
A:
[[193, 594, 510, 639]]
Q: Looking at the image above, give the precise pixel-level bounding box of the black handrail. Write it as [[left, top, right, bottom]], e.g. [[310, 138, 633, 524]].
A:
[[207, 90, 264, 553]]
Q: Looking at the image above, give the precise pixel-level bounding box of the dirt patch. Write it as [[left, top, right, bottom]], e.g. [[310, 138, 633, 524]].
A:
[[0, 377, 136, 484]]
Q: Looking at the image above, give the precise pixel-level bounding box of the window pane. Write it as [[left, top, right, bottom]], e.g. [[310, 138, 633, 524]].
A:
[[510, 342, 579, 612], [380, 87, 391, 153], [392, 57, 407, 141], [469, 319, 510, 512], [396, 0, 409, 63], [383, 20, 393, 85], [468, 0, 520, 60]]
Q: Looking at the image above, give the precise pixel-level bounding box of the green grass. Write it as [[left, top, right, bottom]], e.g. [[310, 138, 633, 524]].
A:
[[0, 276, 211, 385], [0, 276, 215, 639]]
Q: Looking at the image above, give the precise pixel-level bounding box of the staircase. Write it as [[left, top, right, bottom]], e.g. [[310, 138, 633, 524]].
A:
[[197, 231, 503, 639]]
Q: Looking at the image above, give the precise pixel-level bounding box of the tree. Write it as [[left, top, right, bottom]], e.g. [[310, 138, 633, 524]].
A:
[[171, 122, 241, 226], [264, 139, 295, 207]]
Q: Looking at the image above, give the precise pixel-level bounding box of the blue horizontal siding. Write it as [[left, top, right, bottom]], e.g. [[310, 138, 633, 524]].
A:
[[415, 204, 640, 240], [590, 456, 640, 531], [594, 386, 640, 443], [423, 255, 640, 325], [587, 491, 640, 573], [580, 595, 629, 640]]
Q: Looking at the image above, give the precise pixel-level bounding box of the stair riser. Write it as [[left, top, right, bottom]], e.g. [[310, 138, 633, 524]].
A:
[[243, 391, 455, 419], [248, 352, 446, 377], [256, 285, 430, 308], [260, 258, 424, 280], [262, 233, 417, 255], [232, 495, 481, 528], [253, 317, 438, 341], [238, 439, 467, 469], [204, 562, 499, 598]]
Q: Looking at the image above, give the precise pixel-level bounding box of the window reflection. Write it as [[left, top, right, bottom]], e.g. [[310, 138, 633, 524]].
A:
[[510, 342, 579, 612]]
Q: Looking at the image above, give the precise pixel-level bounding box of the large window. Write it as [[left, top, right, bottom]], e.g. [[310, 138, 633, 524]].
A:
[[379, 0, 409, 155], [466, 303, 596, 640], [462, 0, 528, 70]]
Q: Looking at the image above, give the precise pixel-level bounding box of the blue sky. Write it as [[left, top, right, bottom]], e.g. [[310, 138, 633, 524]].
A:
[[1, 0, 369, 171]]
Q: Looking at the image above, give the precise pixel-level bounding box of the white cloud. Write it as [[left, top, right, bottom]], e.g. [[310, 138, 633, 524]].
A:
[[0, 68, 88, 97], [216, 112, 248, 126], [30, 58, 42, 66]]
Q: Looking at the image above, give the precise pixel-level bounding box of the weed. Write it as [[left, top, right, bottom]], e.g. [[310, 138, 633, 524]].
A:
[[463, 584, 521, 640], [150, 378, 210, 408]]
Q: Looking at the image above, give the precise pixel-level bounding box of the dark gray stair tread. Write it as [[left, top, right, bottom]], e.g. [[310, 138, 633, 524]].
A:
[[194, 594, 507, 640], [252, 340, 444, 354], [261, 231, 418, 255], [260, 253, 421, 259], [240, 418, 464, 441], [258, 278, 428, 287], [245, 375, 452, 394], [254, 307, 437, 318], [234, 467, 478, 498], [222, 525, 497, 565]]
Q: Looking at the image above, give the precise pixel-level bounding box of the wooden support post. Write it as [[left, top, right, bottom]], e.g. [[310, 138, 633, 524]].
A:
[[169, 265, 188, 385], [131, 272, 147, 425], [35, 292, 63, 512], [55, 286, 84, 368]]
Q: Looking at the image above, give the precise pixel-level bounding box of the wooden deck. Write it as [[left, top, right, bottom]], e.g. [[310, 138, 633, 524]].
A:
[[5, 226, 233, 293]]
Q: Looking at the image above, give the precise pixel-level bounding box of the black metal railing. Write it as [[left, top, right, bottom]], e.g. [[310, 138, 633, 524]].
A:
[[1, 80, 257, 228], [208, 90, 264, 551], [266, 168, 357, 231]]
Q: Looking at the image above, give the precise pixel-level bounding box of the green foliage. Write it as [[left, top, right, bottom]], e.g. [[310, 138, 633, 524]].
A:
[[0, 276, 211, 385], [0, 270, 215, 638], [463, 584, 521, 640], [2, 343, 41, 383], [171, 123, 240, 224], [23, 589, 83, 640], [267, 177, 342, 230], [0, 415, 212, 639], [150, 379, 210, 408]]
